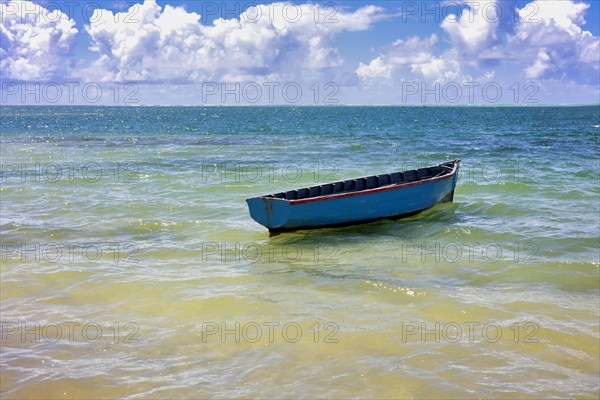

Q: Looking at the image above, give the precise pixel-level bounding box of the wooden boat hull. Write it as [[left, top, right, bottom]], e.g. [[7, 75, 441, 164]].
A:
[[247, 160, 459, 233]]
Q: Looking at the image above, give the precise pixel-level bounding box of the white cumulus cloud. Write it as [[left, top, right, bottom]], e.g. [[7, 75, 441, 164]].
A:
[[0, 0, 78, 80], [357, 0, 599, 86], [410, 50, 461, 83], [82, 0, 387, 83], [441, 0, 503, 54], [356, 56, 393, 80], [356, 34, 459, 82], [511, 0, 600, 80], [525, 49, 551, 78], [356, 34, 460, 82]]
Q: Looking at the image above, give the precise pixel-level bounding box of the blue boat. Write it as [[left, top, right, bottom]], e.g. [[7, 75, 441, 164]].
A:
[[246, 159, 460, 233]]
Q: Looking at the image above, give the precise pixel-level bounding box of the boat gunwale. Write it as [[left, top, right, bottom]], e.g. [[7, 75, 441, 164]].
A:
[[251, 159, 460, 206], [291, 161, 459, 205]]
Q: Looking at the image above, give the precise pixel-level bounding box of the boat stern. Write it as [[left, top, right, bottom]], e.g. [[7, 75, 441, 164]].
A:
[[246, 197, 291, 230]]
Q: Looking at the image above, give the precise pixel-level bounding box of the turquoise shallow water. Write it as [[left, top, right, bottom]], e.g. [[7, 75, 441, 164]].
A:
[[1, 105, 599, 398]]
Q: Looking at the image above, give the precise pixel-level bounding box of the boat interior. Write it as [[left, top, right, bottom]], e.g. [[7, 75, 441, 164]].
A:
[[267, 162, 456, 201]]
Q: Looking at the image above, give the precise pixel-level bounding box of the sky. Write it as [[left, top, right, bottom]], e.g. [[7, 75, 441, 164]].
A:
[[1, 0, 599, 105]]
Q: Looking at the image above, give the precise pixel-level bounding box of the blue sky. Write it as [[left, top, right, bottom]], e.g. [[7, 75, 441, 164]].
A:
[[1, 0, 599, 105]]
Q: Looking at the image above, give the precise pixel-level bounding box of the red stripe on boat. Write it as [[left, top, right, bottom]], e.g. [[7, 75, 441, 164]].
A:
[[289, 173, 455, 206]]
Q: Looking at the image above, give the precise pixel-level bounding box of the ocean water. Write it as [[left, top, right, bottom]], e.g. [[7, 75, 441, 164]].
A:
[[1, 105, 599, 399]]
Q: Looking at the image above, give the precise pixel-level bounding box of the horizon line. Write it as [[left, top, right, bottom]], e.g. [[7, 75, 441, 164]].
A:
[[1, 103, 599, 108]]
